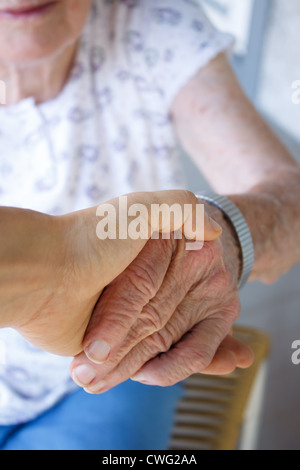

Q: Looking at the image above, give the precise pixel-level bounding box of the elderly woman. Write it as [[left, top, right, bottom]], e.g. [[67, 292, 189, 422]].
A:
[[0, 0, 299, 450]]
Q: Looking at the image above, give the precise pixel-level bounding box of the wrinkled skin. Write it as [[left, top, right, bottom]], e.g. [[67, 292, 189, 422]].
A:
[[71, 234, 253, 393]]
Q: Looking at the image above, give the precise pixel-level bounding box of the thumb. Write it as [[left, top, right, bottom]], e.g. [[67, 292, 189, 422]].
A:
[[77, 190, 222, 286], [140, 190, 222, 241], [203, 211, 223, 241]]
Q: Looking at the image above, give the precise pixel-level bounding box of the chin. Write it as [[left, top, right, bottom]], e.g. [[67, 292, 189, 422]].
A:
[[0, 1, 90, 66], [0, 25, 76, 65], [0, 40, 62, 66]]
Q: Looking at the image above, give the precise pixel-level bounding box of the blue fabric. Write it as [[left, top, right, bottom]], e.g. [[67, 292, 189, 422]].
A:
[[0, 380, 183, 450]]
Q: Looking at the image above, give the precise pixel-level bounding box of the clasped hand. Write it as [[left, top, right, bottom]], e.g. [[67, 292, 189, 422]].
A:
[[70, 190, 254, 392], [8, 190, 253, 392]]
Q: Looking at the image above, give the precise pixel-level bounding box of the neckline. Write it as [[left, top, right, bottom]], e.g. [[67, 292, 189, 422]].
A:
[[0, 0, 92, 116], [0, 96, 36, 116]]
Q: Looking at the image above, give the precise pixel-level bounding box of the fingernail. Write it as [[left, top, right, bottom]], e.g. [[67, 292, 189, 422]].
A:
[[208, 216, 222, 233], [131, 372, 152, 384], [85, 340, 111, 364], [84, 380, 106, 394], [72, 364, 96, 387]]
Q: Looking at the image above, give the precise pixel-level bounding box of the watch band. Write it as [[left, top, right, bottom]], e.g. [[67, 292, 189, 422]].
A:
[[197, 192, 254, 289]]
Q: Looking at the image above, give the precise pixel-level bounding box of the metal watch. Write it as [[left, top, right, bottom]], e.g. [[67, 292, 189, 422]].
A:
[[197, 192, 255, 289]]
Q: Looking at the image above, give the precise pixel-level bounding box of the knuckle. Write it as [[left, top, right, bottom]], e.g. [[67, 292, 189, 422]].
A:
[[131, 331, 171, 364], [99, 310, 135, 334], [191, 348, 214, 371], [151, 329, 173, 353], [141, 303, 165, 333], [215, 297, 241, 328], [126, 263, 158, 300], [170, 349, 205, 377], [205, 268, 235, 295]]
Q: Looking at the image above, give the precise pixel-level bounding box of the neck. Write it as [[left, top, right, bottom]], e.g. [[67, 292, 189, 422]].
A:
[[0, 42, 78, 105]]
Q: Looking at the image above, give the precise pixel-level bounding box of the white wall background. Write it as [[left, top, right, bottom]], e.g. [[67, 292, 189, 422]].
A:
[[258, 0, 300, 142]]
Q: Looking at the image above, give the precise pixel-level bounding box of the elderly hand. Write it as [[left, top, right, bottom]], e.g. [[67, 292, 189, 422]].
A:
[[70, 208, 254, 392]]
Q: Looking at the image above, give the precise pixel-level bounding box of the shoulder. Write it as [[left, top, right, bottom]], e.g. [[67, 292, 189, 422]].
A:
[[85, 0, 233, 111]]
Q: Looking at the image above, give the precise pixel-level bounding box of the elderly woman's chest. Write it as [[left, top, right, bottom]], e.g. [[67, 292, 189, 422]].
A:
[[0, 81, 182, 213]]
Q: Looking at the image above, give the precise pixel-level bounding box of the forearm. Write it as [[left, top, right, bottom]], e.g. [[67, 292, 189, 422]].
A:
[[171, 53, 300, 285], [202, 168, 300, 285], [0, 207, 64, 328], [228, 169, 300, 284]]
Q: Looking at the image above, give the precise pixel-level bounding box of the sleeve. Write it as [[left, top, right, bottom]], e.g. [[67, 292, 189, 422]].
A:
[[125, 0, 235, 111]]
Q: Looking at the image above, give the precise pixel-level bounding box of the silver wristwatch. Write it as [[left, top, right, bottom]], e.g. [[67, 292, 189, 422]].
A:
[[197, 192, 254, 289]]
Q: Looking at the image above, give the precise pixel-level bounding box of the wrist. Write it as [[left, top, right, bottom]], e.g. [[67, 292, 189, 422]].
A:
[[200, 200, 242, 286]]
